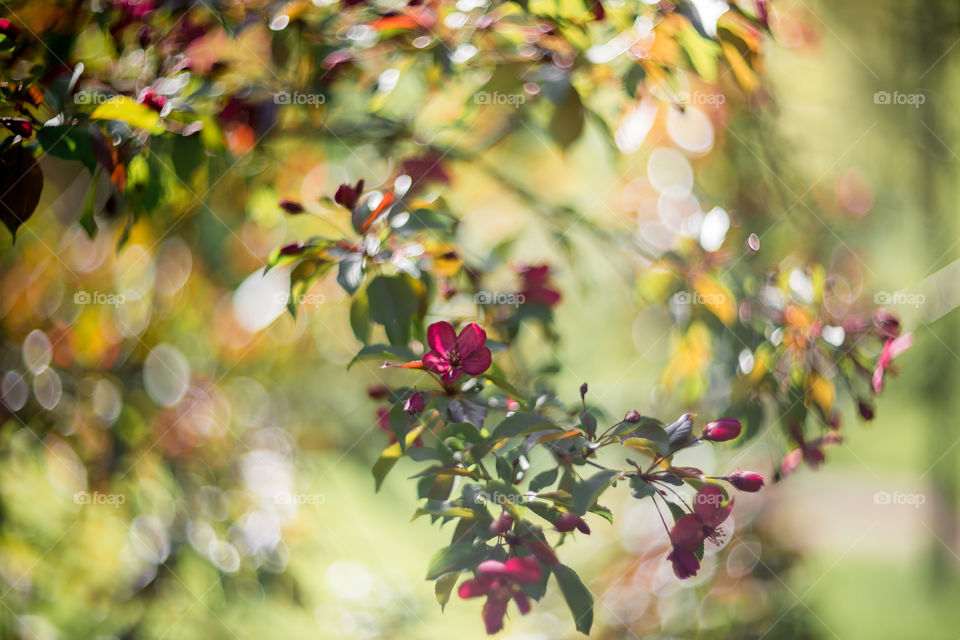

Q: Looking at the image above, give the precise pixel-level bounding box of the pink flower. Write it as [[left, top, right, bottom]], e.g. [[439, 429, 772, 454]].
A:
[[422, 321, 492, 383], [727, 471, 764, 492], [667, 485, 733, 579], [518, 265, 561, 308], [458, 557, 542, 634], [781, 431, 842, 476], [701, 418, 742, 442], [872, 333, 912, 393]]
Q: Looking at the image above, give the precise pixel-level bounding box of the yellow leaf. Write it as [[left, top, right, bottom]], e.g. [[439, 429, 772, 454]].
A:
[[90, 97, 163, 133], [807, 373, 835, 414], [720, 41, 759, 93]]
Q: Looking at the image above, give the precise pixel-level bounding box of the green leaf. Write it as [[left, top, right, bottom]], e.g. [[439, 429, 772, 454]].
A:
[[549, 85, 585, 149], [171, 133, 204, 187], [435, 571, 460, 611], [349, 290, 372, 343], [629, 476, 655, 500], [578, 410, 597, 440], [621, 421, 669, 456], [491, 413, 554, 439], [571, 470, 618, 516], [37, 125, 96, 172], [554, 564, 593, 635], [372, 426, 424, 491], [426, 543, 490, 580], [367, 274, 420, 345], [529, 467, 559, 492], [78, 167, 101, 238]]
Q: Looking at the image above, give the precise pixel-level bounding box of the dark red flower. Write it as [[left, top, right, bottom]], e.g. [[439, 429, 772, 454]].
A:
[[404, 391, 426, 414], [334, 179, 364, 209], [367, 384, 390, 400], [858, 399, 875, 421], [137, 88, 167, 113], [667, 485, 733, 579], [701, 418, 742, 442], [624, 410, 642, 423], [278, 199, 304, 214], [872, 333, 912, 393], [400, 153, 450, 190], [518, 265, 561, 308], [458, 557, 542, 634], [554, 512, 591, 534], [727, 470, 764, 492], [422, 321, 492, 383]]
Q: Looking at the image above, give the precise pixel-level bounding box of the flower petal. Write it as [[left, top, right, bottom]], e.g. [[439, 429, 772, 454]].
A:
[[458, 576, 495, 599], [422, 351, 449, 374], [693, 485, 725, 522], [670, 514, 705, 550], [482, 593, 509, 635], [667, 545, 700, 579], [513, 590, 531, 615], [456, 323, 487, 356], [427, 321, 457, 358], [461, 347, 492, 376]]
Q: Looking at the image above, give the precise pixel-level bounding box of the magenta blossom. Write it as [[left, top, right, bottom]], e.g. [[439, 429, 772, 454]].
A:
[[334, 179, 364, 209], [422, 321, 492, 383], [458, 557, 541, 634], [518, 264, 561, 308], [667, 485, 733, 579], [701, 418, 742, 442], [872, 333, 912, 393]]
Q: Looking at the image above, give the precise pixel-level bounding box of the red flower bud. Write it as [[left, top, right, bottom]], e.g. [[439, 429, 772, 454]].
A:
[[702, 418, 742, 442], [554, 513, 579, 532], [367, 384, 390, 400], [624, 410, 642, 423], [489, 512, 513, 536], [404, 391, 426, 414], [727, 470, 764, 492], [279, 242, 306, 256], [873, 309, 901, 340], [278, 199, 304, 214], [334, 179, 364, 209], [1, 118, 32, 138], [858, 400, 875, 421]]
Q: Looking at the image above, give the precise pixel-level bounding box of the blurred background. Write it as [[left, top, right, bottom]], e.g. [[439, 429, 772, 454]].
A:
[[1, 0, 959, 638]]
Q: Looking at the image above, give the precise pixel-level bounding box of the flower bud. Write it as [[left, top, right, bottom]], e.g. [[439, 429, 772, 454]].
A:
[[367, 384, 390, 400], [858, 399, 875, 421], [278, 199, 304, 214], [489, 512, 513, 536], [555, 513, 589, 534], [873, 309, 901, 340], [279, 242, 305, 256], [579, 382, 588, 399], [701, 418, 742, 442], [404, 391, 426, 414], [624, 410, 642, 423], [727, 470, 764, 492]]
